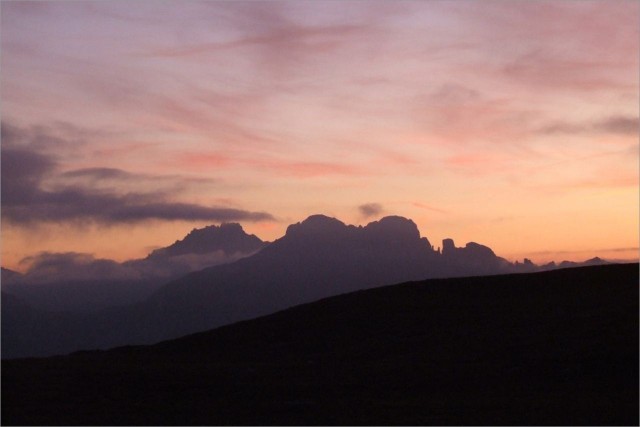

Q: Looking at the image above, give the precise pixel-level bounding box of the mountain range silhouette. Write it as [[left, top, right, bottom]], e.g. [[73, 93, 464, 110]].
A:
[[1, 214, 610, 358]]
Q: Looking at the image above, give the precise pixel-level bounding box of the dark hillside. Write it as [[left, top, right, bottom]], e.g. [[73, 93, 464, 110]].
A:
[[2, 263, 638, 425]]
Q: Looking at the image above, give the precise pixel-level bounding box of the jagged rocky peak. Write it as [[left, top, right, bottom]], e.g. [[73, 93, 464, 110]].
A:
[[285, 215, 348, 236], [180, 223, 257, 245], [185, 222, 242, 237], [286, 215, 424, 241], [364, 216, 421, 240], [442, 238, 456, 255], [464, 242, 496, 257], [583, 257, 608, 266], [441, 239, 495, 258], [149, 222, 265, 258]]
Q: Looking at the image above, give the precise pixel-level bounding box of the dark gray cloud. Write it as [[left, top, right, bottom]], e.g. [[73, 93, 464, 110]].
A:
[[358, 203, 383, 218], [61, 167, 135, 180], [4, 189, 273, 224], [1, 120, 89, 155], [1, 147, 56, 205], [594, 116, 638, 135], [538, 115, 638, 136], [109, 202, 272, 223], [1, 122, 274, 225]]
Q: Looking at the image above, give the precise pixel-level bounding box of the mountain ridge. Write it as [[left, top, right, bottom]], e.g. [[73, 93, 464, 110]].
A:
[[1, 214, 615, 358], [146, 222, 266, 258]]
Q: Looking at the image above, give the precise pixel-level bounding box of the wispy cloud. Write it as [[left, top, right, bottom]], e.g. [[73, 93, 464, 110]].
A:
[[410, 202, 449, 215], [265, 160, 366, 178], [526, 247, 640, 256], [176, 151, 367, 178], [538, 115, 638, 136], [502, 49, 636, 93], [58, 167, 216, 194], [144, 23, 369, 58]]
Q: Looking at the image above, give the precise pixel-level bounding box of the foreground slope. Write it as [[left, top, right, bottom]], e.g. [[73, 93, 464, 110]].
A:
[[3, 263, 638, 426]]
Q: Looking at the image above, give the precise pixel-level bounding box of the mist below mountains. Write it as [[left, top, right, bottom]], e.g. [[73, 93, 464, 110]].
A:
[[2, 223, 266, 312], [1, 215, 613, 358]]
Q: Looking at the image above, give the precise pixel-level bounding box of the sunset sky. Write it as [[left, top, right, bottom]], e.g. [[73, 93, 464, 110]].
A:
[[1, 0, 638, 272]]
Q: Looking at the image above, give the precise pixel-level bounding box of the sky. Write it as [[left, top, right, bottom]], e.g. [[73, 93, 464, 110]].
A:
[[1, 0, 638, 272]]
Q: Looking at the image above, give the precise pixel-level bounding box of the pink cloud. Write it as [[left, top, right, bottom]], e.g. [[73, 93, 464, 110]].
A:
[[171, 150, 366, 179], [177, 153, 235, 170], [502, 49, 637, 93], [144, 23, 369, 58], [92, 142, 159, 161], [444, 151, 515, 177], [412, 82, 540, 147], [452, 1, 639, 94], [247, 159, 366, 178]]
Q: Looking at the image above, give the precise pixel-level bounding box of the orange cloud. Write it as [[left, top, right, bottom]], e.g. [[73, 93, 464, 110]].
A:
[[411, 202, 449, 215], [444, 152, 514, 176]]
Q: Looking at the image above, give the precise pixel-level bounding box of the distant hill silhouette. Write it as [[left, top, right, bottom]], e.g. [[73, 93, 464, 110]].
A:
[[1, 292, 80, 357], [3, 264, 637, 425], [0, 215, 617, 358], [1, 267, 22, 284]]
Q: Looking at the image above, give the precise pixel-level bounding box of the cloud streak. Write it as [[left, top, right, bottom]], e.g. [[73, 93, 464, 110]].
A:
[[58, 167, 216, 194], [1, 123, 274, 225], [4, 192, 273, 225], [144, 23, 369, 58], [538, 115, 638, 136]]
